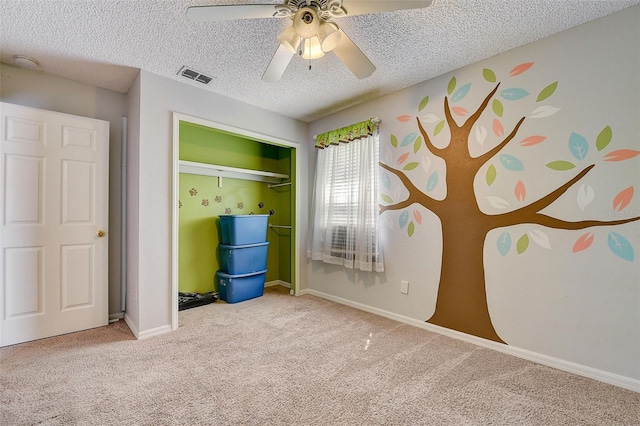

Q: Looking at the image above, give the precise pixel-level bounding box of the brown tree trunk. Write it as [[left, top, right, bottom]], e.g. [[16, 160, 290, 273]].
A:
[[427, 211, 504, 343]]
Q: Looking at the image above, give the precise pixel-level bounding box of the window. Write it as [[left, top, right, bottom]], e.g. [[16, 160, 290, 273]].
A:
[[308, 119, 384, 272]]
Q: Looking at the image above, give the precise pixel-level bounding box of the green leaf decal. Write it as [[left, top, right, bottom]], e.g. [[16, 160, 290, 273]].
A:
[[380, 194, 393, 203], [516, 234, 529, 254], [403, 162, 419, 171], [413, 136, 422, 154], [418, 96, 429, 112], [483, 68, 496, 83], [536, 81, 558, 102], [596, 125, 612, 151], [408, 221, 415, 237], [486, 164, 497, 186], [447, 76, 456, 95], [434, 120, 445, 136], [546, 161, 576, 171], [391, 134, 398, 148], [492, 99, 504, 117]]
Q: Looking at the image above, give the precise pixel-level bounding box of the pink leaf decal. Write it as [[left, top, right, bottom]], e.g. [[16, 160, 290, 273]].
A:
[[396, 152, 410, 165], [613, 186, 634, 211], [603, 149, 640, 162], [514, 180, 526, 202], [451, 107, 468, 116], [509, 62, 534, 77], [492, 119, 504, 137], [520, 135, 547, 147], [572, 232, 594, 253], [413, 209, 422, 225], [396, 115, 412, 122]]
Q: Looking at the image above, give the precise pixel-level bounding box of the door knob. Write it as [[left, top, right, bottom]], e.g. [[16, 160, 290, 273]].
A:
[[97, 230, 106, 238]]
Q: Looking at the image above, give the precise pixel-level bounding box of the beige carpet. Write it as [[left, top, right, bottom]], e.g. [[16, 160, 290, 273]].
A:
[[1, 286, 639, 425]]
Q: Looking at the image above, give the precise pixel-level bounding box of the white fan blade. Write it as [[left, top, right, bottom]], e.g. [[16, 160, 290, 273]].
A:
[[342, 0, 432, 16], [262, 43, 294, 82], [332, 30, 376, 79], [186, 5, 281, 22]]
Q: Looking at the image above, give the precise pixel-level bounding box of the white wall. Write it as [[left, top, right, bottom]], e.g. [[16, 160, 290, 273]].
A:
[[307, 6, 640, 385], [130, 70, 309, 334], [0, 62, 128, 318]]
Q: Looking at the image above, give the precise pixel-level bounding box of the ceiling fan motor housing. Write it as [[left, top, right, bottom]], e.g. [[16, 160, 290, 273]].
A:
[[293, 7, 320, 38]]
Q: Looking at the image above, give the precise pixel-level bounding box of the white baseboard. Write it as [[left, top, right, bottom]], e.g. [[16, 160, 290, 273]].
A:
[[265, 280, 291, 288], [109, 312, 124, 322], [137, 324, 172, 340], [123, 314, 172, 340], [124, 313, 139, 338], [305, 289, 640, 393]]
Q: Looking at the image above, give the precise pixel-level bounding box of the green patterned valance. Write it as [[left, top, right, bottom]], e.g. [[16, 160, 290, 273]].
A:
[[314, 118, 377, 149]]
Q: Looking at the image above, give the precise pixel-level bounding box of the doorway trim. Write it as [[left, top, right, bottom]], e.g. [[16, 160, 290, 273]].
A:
[[171, 112, 301, 330]]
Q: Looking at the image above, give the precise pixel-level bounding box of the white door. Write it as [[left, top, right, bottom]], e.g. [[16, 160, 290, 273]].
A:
[[0, 102, 109, 346]]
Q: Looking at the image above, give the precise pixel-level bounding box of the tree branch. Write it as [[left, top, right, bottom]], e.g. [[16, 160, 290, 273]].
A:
[[417, 117, 441, 156], [443, 96, 458, 132], [501, 164, 597, 226], [475, 116, 526, 165], [379, 162, 442, 215], [523, 214, 640, 230], [462, 83, 501, 131]]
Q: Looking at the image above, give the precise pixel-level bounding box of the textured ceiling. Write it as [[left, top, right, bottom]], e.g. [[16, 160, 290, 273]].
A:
[[1, 0, 639, 122]]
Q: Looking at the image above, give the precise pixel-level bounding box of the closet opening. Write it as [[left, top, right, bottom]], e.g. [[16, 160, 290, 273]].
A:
[[171, 113, 299, 329]]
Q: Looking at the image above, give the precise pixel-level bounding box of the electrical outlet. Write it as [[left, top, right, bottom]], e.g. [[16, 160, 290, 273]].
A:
[[400, 280, 409, 294]]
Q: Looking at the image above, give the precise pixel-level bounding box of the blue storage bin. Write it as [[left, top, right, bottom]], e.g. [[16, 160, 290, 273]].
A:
[[219, 242, 269, 274], [219, 214, 269, 245], [216, 270, 266, 304]]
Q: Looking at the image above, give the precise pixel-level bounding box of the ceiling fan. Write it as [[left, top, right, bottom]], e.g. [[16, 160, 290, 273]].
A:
[[186, 0, 432, 82]]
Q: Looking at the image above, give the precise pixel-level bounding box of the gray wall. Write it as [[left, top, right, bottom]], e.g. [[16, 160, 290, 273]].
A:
[[129, 70, 309, 334], [307, 6, 640, 383]]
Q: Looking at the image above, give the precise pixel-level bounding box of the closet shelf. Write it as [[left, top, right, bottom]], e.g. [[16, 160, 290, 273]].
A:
[[179, 160, 289, 184]]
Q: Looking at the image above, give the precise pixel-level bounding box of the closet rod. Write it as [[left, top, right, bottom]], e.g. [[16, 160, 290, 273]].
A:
[[269, 224, 292, 229], [268, 182, 292, 189]]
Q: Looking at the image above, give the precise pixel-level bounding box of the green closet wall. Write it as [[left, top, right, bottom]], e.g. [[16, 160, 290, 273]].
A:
[[178, 121, 294, 294]]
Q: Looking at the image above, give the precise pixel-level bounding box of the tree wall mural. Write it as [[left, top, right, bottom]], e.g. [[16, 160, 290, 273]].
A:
[[379, 62, 640, 343]]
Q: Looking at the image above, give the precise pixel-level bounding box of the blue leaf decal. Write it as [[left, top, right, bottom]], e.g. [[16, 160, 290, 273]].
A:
[[381, 172, 390, 189], [399, 211, 409, 229], [497, 231, 512, 256], [499, 154, 524, 171], [426, 171, 438, 192], [500, 88, 530, 101], [451, 83, 471, 103], [400, 132, 418, 147], [608, 232, 634, 261], [568, 132, 589, 161]]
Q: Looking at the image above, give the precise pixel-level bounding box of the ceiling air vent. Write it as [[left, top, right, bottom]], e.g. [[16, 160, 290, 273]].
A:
[[178, 66, 213, 85]]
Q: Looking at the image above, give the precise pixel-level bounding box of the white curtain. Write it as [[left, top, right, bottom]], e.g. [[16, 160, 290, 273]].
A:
[[308, 122, 384, 272]]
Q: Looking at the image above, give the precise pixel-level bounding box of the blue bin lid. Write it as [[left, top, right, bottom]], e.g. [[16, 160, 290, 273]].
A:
[[216, 269, 267, 279], [218, 241, 270, 249]]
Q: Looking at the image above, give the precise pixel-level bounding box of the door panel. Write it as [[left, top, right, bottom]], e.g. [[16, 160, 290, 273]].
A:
[[4, 154, 44, 225], [1, 102, 109, 346], [4, 246, 44, 318], [62, 160, 95, 224]]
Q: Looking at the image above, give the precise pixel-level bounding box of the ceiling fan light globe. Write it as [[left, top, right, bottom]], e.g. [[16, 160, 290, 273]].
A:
[[302, 36, 325, 59], [278, 26, 300, 54], [317, 22, 342, 52], [293, 7, 319, 39]]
